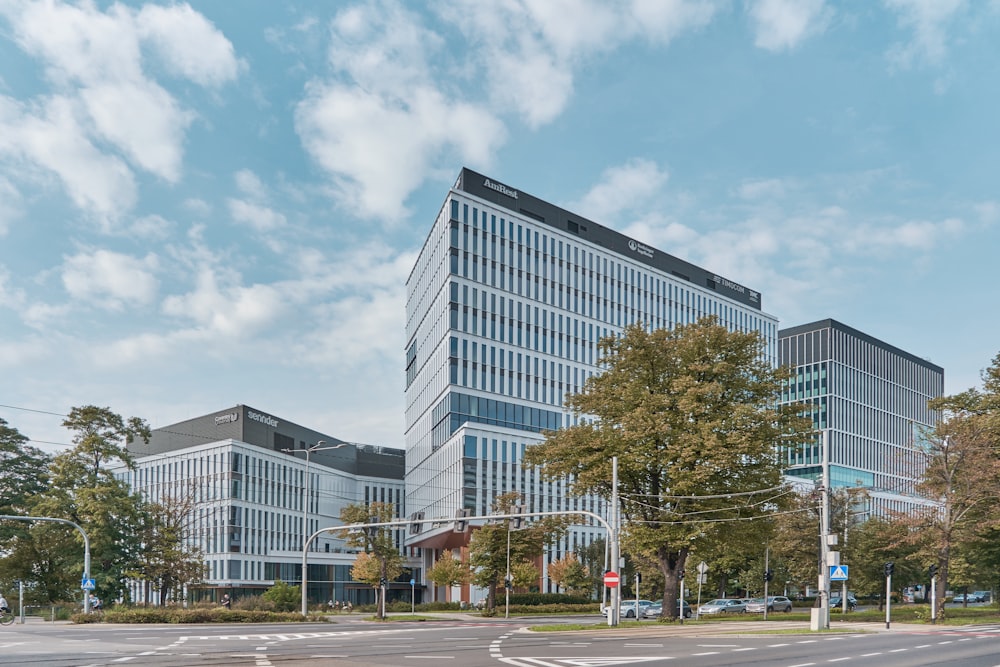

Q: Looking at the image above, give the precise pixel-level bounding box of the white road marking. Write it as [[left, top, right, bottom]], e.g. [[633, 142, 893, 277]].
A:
[[828, 658, 850, 663], [861, 653, 883, 657]]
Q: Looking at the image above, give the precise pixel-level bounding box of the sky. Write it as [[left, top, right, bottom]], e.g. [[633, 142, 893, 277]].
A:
[[1, 0, 998, 453]]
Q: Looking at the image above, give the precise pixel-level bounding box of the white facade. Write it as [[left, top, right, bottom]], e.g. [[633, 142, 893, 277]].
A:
[[404, 168, 777, 594], [117, 435, 408, 605]]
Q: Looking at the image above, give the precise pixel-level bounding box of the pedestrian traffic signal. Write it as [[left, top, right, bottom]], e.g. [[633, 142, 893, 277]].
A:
[[928, 564, 938, 578], [764, 569, 774, 582], [678, 569, 685, 580], [884, 562, 895, 577], [380, 577, 388, 588]]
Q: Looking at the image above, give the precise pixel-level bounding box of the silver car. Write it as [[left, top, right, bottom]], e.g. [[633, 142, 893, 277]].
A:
[[698, 598, 746, 615], [745, 596, 793, 613]]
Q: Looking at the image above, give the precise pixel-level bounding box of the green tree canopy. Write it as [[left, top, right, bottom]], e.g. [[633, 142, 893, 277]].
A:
[[338, 502, 405, 619], [524, 318, 813, 619], [467, 492, 566, 613]]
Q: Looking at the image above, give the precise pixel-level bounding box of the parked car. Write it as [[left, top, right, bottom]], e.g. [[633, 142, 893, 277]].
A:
[[745, 596, 793, 613], [602, 599, 654, 618], [829, 594, 858, 609], [974, 591, 992, 603], [698, 598, 746, 615], [643, 600, 693, 619], [953, 593, 981, 603]]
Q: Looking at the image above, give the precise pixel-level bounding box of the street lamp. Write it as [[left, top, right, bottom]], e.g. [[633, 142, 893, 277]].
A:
[[282, 440, 347, 613]]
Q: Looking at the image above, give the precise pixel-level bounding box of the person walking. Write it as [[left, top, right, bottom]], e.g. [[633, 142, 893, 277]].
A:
[[221, 594, 231, 609]]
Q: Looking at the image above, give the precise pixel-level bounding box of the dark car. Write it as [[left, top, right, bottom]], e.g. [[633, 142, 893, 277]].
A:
[[643, 600, 693, 619], [830, 594, 858, 609]]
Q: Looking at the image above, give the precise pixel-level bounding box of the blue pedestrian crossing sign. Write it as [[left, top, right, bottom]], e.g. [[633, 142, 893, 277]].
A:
[[81, 578, 96, 590], [829, 565, 849, 581]]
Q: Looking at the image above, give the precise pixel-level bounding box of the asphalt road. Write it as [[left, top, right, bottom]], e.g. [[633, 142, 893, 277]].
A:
[[2, 615, 1000, 666]]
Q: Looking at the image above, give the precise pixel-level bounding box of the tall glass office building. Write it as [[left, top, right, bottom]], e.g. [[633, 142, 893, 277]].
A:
[[404, 168, 776, 599], [778, 319, 944, 516]]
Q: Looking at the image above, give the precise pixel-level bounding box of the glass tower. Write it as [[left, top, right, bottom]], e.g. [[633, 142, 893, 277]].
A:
[[404, 168, 776, 595]]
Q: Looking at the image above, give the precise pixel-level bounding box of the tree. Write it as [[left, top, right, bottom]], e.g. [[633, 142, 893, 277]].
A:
[[28, 405, 152, 604], [0, 417, 51, 545], [467, 492, 566, 613], [524, 318, 813, 619], [128, 487, 206, 605], [338, 502, 405, 619], [427, 550, 470, 595], [902, 380, 1000, 619], [574, 537, 606, 600], [547, 554, 591, 595]]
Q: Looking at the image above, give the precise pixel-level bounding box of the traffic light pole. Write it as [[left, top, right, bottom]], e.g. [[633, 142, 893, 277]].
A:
[[930, 573, 937, 624], [885, 569, 892, 629]]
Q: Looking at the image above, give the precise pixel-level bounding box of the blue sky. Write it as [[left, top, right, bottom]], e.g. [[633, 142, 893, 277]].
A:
[[1, 0, 997, 451]]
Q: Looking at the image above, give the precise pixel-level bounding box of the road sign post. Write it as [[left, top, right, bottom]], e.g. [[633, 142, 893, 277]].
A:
[[603, 571, 620, 588]]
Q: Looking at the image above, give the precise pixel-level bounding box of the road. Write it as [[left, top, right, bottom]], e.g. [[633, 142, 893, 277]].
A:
[[2, 615, 1000, 666]]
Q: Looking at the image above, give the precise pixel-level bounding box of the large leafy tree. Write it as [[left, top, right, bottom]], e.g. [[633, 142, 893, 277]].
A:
[[26, 405, 152, 604], [128, 487, 206, 606], [467, 492, 566, 613], [338, 502, 405, 619], [524, 318, 812, 619], [902, 366, 1000, 618], [0, 418, 52, 549]]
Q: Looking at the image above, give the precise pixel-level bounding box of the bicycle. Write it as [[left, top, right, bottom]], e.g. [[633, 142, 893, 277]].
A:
[[0, 608, 14, 626]]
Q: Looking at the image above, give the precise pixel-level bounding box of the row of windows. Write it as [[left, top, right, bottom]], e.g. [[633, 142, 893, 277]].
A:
[[448, 198, 773, 346], [430, 390, 562, 449]]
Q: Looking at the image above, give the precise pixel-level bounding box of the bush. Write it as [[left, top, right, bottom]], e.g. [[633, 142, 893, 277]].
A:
[[71, 605, 325, 624], [508, 593, 592, 606], [262, 580, 300, 612]]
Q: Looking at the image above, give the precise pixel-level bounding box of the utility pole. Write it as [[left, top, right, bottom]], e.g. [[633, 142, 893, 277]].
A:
[[609, 456, 620, 627]]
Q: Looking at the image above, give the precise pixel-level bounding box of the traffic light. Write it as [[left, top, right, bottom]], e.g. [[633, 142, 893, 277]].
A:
[[505, 576, 513, 590], [510, 505, 526, 530], [409, 511, 425, 535], [929, 564, 939, 578], [884, 562, 895, 577], [380, 577, 388, 588], [678, 569, 685, 580], [764, 569, 774, 582], [454, 508, 472, 533]]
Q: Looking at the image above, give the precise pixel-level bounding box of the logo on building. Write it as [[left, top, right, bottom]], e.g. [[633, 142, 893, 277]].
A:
[[214, 412, 239, 425], [483, 178, 518, 199], [628, 238, 654, 259], [713, 274, 747, 295], [248, 410, 279, 428]]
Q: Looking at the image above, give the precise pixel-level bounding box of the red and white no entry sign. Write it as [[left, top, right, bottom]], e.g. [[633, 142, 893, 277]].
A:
[[603, 571, 620, 587]]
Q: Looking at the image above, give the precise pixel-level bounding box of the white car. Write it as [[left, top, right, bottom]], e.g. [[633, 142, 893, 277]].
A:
[[602, 599, 653, 618]]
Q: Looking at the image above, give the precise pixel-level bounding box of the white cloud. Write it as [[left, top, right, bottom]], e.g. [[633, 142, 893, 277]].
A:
[[747, 0, 831, 52], [235, 169, 267, 198], [227, 199, 287, 232], [737, 178, 787, 200], [572, 159, 670, 223], [0, 266, 26, 310], [445, 0, 718, 128], [128, 214, 174, 240], [296, 0, 716, 221], [0, 94, 137, 222], [61, 248, 160, 310], [0, 0, 240, 215], [0, 176, 22, 235], [884, 0, 966, 69], [135, 3, 245, 87], [162, 268, 290, 337], [296, 80, 505, 220]]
